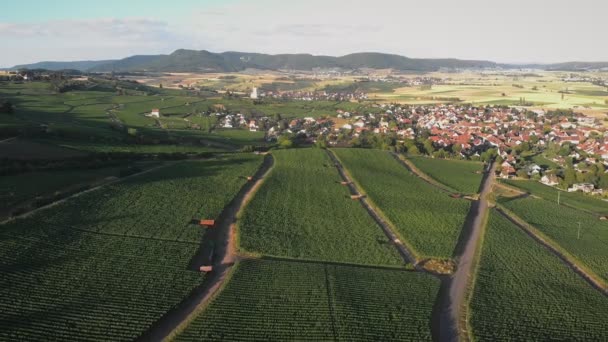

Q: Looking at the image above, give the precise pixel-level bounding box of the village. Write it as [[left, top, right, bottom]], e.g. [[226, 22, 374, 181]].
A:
[[203, 100, 608, 197]]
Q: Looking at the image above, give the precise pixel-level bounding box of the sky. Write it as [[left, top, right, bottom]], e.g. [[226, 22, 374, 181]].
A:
[[0, 0, 605, 67]]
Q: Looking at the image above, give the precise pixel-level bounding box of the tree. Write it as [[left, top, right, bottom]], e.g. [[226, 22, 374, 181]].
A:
[[516, 169, 529, 179], [452, 144, 462, 156], [563, 167, 576, 187], [0, 101, 14, 114], [423, 140, 435, 156], [599, 173, 608, 189], [278, 135, 293, 149]]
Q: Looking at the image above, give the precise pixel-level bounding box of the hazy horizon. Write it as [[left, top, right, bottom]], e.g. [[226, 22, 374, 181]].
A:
[[1, 0, 605, 68]]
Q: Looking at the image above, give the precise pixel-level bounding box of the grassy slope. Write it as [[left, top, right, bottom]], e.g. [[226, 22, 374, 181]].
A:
[[176, 258, 439, 341], [0, 154, 262, 340], [239, 148, 402, 266], [408, 156, 483, 194], [500, 196, 608, 282], [470, 211, 608, 340], [333, 148, 470, 259]]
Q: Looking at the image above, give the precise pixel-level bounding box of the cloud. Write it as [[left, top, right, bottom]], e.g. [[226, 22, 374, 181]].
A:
[[0, 18, 186, 66], [0, 0, 606, 67]]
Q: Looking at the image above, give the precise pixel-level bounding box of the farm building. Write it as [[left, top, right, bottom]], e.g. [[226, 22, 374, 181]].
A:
[[200, 219, 215, 227], [148, 109, 160, 118]]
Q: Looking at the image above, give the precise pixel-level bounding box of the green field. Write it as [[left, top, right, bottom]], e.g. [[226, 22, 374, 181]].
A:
[[0, 81, 366, 152], [176, 258, 439, 341], [408, 156, 483, 194], [470, 210, 608, 340], [38, 155, 262, 240], [502, 179, 608, 215], [0, 154, 262, 340], [500, 196, 608, 282], [0, 164, 134, 212], [332, 148, 471, 259], [239, 148, 401, 266]]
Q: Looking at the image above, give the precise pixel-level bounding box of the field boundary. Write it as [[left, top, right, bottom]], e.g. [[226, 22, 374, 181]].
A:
[[391, 153, 460, 195], [139, 154, 274, 342], [495, 204, 608, 296], [327, 149, 419, 265]]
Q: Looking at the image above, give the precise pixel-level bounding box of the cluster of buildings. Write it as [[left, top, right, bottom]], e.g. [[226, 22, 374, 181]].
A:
[[255, 103, 608, 193], [252, 89, 368, 101]]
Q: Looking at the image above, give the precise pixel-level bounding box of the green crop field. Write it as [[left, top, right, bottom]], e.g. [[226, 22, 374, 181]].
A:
[[502, 179, 608, 215], [470, 210, 608, 340], [332, 148, 471, 259], [0, 81, 367, 153], [176, 258, 439, 341], [1, 164, 130, 211], [500, 196, 608, 282], [408, 156, 483, 194], [38, 154, 262, 241], [0, 154, 263, 340], [238, 148, 401, 266]]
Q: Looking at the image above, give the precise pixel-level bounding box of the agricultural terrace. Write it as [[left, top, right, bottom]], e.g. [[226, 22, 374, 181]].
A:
[[176, 258, 439, 341], [502, 179, 608, 215], [500, 197, 608, 282], [0, 154, 262, 340], [408, 156, 484, 194], [332, 148, 471, 259], [238, 148, 402, 266], [470, 211, 608, 340]]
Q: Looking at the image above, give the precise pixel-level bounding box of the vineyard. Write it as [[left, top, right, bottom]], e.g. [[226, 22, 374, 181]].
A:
[[238, 149, 402, 266], [408, 156, 483, 195], [502, 179, 608, 215], [176, 258, 439, 341], [0, 154, 263, 340], [37, 155, 262, 241], [470, 210, 608, 340], [332, 148, 471, 259], [500, 196, 608, 282], [1, 165, 127, 211]]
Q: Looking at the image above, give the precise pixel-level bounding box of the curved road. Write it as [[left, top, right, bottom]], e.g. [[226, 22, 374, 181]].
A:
[[138, 154, 274, 342]]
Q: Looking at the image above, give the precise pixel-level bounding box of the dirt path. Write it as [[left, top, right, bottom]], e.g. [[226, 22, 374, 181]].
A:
[[390, 153, 458, 195], [326, 149, 417, 266], [495, 207, 608, 297], [139, 154, 274, 342], [436, 161, 496, 342]]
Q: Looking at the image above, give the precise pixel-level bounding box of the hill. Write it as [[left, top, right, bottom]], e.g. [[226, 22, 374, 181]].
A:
[[9, 50, 608, 73], [10, 60, 115, 71], [12, 50, 498, 73]]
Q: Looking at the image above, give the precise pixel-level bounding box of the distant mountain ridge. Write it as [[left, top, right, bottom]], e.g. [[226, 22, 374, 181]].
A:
[[8, 49, 608, 72]]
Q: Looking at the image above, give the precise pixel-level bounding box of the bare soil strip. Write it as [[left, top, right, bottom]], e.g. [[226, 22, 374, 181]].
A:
[[495, 207, 608, 297], [326, 149, 417, 265], [138, 154, 274, 342]]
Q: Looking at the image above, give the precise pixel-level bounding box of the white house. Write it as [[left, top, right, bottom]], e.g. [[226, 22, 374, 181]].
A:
[[249, 120, 258, 132], [148, 109, 160, 118], [540, 175, 559, 186], [250, 87, 258, 99]]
